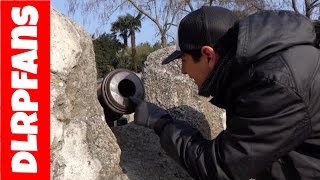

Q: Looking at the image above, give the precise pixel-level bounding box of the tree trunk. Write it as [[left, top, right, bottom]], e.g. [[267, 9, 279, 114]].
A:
[[161, 34, 167, 48], [123, 37, 128, 50], [209, 0, 213, 6], [305, 0, 310, 18], [130, 31, 137, 72]]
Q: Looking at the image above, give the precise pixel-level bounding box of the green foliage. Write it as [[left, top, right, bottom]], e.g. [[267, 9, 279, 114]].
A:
[[152, 42, 162, 50], [93, 33, 122, 78], [135, 42, 154, 71], [94, 13, 161, 76], [111, 13, 143, 72], [111, 13, 142, 49], [93, 33, 158, 77], [115, 50, 132, 70], [124, 13, 142, 34], [111, 16, 130, 48], [124, 42, 160, 72]]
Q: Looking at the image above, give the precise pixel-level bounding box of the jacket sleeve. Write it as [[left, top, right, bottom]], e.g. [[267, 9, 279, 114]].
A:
[[153, 80, 311, 180]]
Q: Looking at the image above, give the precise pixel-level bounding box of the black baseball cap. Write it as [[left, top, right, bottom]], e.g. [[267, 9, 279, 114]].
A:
[[162, 6, 238, 65]]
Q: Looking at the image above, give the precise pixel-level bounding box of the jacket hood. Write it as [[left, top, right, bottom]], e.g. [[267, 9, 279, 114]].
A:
[[237, 10, 316, 64]]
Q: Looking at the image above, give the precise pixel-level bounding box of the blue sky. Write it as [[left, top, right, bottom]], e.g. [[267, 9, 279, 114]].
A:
[[50, 0, 167, 45]]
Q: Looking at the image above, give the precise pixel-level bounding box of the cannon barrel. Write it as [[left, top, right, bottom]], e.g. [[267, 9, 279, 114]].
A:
[[97, 69, 145, 126]]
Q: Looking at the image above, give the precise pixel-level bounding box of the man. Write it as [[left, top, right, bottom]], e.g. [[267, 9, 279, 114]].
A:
[[129, 6, 320, 180]]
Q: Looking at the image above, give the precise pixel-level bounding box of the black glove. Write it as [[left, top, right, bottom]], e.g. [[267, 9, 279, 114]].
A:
[[129, 97, 169, 129]]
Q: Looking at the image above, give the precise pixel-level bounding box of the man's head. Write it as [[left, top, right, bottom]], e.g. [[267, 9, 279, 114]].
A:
[[162, 6, 238, 89]]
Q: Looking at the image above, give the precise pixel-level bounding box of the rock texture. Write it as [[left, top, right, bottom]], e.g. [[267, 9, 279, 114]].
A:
[[50, 8, 127, 180], [143, 46, 224, 139]]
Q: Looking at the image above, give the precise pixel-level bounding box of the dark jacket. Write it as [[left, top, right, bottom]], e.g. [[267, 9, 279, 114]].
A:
[[154, 10, 320, 180]]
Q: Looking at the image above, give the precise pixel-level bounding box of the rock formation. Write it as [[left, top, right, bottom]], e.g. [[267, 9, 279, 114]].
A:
[[50, 8, 127, 180], [142, 46, 224, 139]]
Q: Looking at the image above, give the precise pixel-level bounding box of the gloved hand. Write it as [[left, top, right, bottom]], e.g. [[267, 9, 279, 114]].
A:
[[129, 97, 169, 129]]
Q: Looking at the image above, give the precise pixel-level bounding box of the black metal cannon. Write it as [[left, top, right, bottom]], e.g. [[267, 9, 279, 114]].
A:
[[97, 69, 145, 127]]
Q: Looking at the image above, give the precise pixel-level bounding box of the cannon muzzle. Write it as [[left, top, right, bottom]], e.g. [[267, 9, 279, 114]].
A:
[[97, 69, 145, 126]]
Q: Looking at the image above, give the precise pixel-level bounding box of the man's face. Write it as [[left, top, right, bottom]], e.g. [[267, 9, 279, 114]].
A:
[[180, 52, 213, 89]]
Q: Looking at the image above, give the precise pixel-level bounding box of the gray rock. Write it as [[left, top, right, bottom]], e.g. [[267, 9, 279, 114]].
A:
[[143, 46, 224, 139], [111, 124, 193, 180], [50, 8, 127, 180]]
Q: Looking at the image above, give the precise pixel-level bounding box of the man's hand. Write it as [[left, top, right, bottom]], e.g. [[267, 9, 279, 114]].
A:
[[129, 97, 169, 129]]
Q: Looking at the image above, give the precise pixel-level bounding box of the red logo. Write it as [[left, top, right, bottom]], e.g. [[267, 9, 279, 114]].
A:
[[1, 1, 50, 179]]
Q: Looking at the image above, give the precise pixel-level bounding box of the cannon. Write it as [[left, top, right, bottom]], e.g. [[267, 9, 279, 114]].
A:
[[97, 69, 145, 127]]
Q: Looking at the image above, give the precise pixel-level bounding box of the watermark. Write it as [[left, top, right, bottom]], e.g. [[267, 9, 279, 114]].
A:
[[1, 0, 50, 179]]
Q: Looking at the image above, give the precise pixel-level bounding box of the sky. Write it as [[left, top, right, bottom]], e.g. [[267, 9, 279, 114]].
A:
[[50, 0, 170, 45]]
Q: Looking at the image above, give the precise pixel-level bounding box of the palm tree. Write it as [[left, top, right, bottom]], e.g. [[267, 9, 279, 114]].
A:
[[127, 13, 142, 72], [111, 13, 142, 72], [111, 16, 130, 50]]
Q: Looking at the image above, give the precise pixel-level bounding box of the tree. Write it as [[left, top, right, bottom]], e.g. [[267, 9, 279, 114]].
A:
[[111, 16, 130, 49], [127, 13, 142, 72], [93, 33, 122, 78], [66, 0, 198, 48], [205, 0, 320, 19], [207, 0, 268, 16], [111, 13, 142, 72], [152, 41, 162, 50], [289, 0, 320, 18], [67, 0, 320, 50], [124, 0, 193, 47], [122, 42, 164, 72], [135, 42, 156, 72]]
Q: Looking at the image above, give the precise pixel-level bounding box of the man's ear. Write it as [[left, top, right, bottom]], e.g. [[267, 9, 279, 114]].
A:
[[201, 46, 218, 70]]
